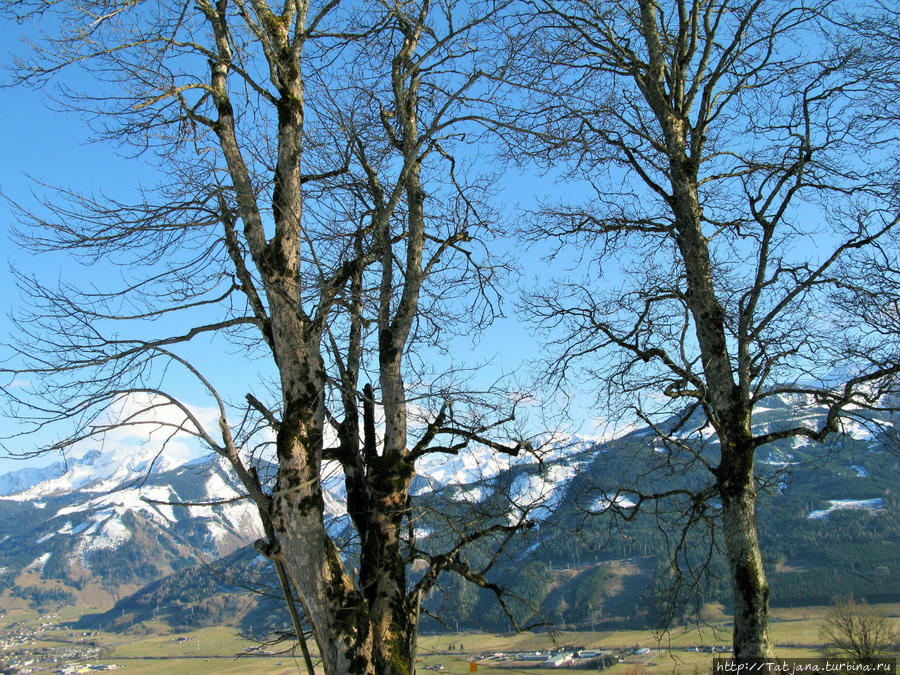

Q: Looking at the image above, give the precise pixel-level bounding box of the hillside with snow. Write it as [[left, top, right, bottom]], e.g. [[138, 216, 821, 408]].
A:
[[0, 450, 265, 602], [1, 389, 898, 633]]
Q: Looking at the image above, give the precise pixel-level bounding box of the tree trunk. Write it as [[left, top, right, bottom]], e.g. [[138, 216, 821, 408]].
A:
[[670, 176, 773, 659], [278, 520, 374, 674], [344, 427, 417, 673], [340, 382, 416, 674], [718, 440, 772, 659], [358, 472, 415, 674], [274, 401, 377, 675]]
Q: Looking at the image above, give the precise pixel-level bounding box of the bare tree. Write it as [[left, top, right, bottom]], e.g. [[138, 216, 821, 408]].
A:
[[843, 0, 900, 131], [294, 4, 538, 667], [1, 1, 533, 673], [820, 597, 899, 661], [503, 0, 900, 659]]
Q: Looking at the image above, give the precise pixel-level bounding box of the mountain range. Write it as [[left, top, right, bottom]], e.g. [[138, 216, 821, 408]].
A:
[[1, 391, 898, 634]]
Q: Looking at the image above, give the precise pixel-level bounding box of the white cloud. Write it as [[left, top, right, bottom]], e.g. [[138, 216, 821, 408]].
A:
[[67, 391, 220, 465]]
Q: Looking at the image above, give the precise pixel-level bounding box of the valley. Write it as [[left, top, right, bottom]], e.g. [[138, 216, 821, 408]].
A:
[[2, 603, 897, 674]]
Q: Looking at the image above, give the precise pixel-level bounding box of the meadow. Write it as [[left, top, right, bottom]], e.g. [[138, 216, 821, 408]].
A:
[[2, 603, 897, 674]]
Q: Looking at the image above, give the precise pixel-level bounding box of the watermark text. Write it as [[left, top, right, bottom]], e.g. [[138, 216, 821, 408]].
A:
[[713, 659, 896, 675]]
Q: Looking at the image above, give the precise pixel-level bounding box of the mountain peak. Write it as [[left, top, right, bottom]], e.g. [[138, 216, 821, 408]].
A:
[[0, 446, 197, 500]]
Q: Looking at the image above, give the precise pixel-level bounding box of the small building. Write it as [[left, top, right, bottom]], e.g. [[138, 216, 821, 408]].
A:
[[543, 652, 575, 667], [518, 652, 547, 661]]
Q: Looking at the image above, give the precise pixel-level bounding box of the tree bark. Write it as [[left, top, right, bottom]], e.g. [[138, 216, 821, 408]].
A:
[[718, 436, 772, 659], [355, 459, 416, 674], [676, 214, 773, 658], [275, 397, 376, 675]]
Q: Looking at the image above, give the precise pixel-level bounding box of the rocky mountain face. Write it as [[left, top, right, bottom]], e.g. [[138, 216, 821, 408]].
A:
[[1, 390, 898, 634]]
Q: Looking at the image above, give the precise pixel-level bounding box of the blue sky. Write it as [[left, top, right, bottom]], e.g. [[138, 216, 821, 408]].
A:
[[0, 84, 148, 471], [0, 26, 234, 469], [0, 15, 583, 475], [0, 22, 126, 470]]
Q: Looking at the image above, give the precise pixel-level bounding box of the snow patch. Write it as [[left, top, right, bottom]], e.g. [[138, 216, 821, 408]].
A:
[[579, 419, 647, 445], [806, 498, 884, 520], [56, 484, 178, 528], [759, 450, 797, 467], [205, 521, 230, 545], [774, 392, 819, 408], [415, 447, 509, 492], [590, 493, 638, 511], [188, 503, 214, 519], [71, 520, 92, 535], [220, 502, 259, 532], [401, 527, 431, 541], [451, 486, 490, 503], [322, 492, 350, 537], [521, 540, 543, 557], [25, 552, 51, 572], [82, 517, 132, 552], [204, 471, 237, 499], [414, 435, 591, 496], [672, 423, 720, 442], [840, 419, 874, 441], [850, 465, 868, 478], [508, 464, 577, 521]]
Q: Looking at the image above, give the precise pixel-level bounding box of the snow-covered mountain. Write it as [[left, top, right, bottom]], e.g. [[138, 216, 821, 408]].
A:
[[1, 445, 192, 500], [1, 388, 898, 630], [1, 388, 894, 567], [0, 449, 265, 595], [0, 431, 599, 608], [0, 460, 65, 497]]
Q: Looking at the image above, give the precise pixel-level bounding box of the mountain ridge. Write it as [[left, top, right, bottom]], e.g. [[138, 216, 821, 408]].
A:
[[1, 389, 898, 633]]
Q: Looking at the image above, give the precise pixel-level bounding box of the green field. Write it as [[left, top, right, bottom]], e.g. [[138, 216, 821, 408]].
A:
[[2, 604, 897, 675]]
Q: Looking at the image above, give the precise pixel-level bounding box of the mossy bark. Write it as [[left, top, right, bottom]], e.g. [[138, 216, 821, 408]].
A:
[[718, 436, 772, 659], [274, 401, 377, 675]]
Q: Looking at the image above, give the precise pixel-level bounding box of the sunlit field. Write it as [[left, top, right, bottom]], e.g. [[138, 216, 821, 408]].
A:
[[4, 603, 897, 675]]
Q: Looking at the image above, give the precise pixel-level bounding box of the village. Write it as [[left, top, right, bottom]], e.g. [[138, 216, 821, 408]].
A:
[[0, 616, 121, 674]]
